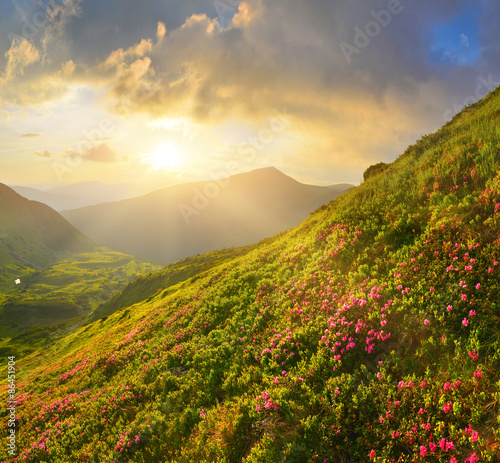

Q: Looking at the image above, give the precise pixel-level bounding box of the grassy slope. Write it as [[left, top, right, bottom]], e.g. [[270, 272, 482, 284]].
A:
[[2, 250, 160, 320], [0, 250, 161, 354], [90, 244, 260, 321], [1, 89, 500, 462]]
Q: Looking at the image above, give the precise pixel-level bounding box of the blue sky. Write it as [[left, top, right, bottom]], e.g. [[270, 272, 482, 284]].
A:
[[429, 3, 484, 67], [0, 0, 499, 188]]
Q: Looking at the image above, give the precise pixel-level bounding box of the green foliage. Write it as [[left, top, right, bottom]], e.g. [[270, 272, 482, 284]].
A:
[[363, 162, 389, 182], [92, 245, 258, 321], [0, 250, 160, 354], [1, 87, 500, 462]]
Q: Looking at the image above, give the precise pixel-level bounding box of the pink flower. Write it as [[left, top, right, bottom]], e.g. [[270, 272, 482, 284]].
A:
[[468, 350, 479, 359], [443, 382, 452, 391], [273, 377, 279, 383], [462, 318, 469, 327], [397, 381, 405, 388], [424, 319, 430, 325], [429, 442, 437, 452], [443, 402, 452, 413], [418, 408, 425, 415], [469, 310, 476, 316], [461, 294, 467, 301], [466, 453, 479, 463], [471, 430, 479, 442], [420, 445, 428, 457], [447, 305, 453, 311], [392, 431, 400, 438], [450, 458, 458, 463], [369, 449, 376, 459], [446, 441, 454, 451], [473, 369, 482, 378]]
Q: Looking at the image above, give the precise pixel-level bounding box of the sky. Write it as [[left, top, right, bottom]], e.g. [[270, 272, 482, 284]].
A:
[[0, 0, 499, 189]]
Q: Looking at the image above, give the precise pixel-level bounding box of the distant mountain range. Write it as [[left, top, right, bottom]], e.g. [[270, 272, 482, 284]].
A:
[[9, 181, 153, 211], [61, 167, 354, 264]]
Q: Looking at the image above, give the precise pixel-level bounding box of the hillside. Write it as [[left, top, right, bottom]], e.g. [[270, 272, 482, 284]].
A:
[[0, 184, 95, 292], [61, 168, 353, 265], [1, 88, 500, 462], [90, 244, 259, 322], [0, 250, 160, 336]]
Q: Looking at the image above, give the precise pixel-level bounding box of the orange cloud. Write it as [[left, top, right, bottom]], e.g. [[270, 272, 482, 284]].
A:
[[157, 22, 167, 41], [67, 144, 118, 163], [2, 39, 40, 82]]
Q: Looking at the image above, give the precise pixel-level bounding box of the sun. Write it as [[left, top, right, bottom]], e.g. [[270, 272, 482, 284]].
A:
[[142, 142, 182, 170]]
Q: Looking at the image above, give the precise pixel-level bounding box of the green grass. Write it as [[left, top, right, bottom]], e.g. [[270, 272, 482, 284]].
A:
[[0, 249, 160, 352], [0, 87, 500, 462], [91, 244, 261, 321]]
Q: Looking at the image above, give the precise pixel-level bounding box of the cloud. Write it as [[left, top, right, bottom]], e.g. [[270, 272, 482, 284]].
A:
[[67, 144, 119, 163], [34, 149, 52, 158], [97, 0, 500, 172], [101, 39, 153, 69], [61, 59, 76, 76], [22, 133, 42, 138], [1, 38, 40, 82], [1, 0, 500, 182], [157, 21, 167, 40], [40, 0, 83, 55]]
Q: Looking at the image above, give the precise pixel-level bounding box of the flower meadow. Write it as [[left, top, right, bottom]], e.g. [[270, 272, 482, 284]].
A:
[[1, 89, 500, 462]]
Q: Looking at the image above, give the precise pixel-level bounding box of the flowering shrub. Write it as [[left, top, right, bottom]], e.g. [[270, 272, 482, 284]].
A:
[[1, 87, 500, 462]]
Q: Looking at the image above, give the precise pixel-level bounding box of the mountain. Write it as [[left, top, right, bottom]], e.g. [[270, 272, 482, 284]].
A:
[[61, 168, 354, 264], [48, 181, 139, 203], [0, 184, 95, 291], [9, 182, 154, 211], [9, 186, 92, 211], [2, 88, 500, 462], [0, 186, 160, 334]]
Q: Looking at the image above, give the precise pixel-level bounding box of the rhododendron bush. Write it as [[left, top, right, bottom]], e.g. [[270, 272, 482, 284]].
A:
[[1, 90, 500, 462]]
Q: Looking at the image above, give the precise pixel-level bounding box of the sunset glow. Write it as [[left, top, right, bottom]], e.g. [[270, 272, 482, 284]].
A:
[[141, 143, 183, 171]]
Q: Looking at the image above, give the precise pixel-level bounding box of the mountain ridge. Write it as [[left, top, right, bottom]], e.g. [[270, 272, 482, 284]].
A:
[[61, 167, 354, 265]]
